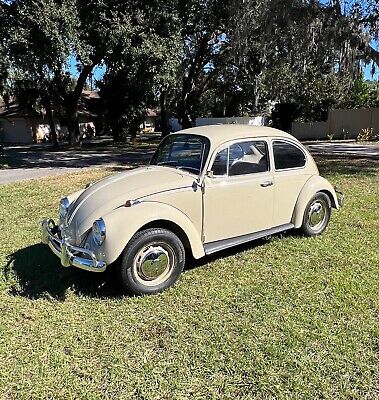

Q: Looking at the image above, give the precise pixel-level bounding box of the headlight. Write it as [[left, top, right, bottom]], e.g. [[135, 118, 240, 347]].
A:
[[59, 197, 70, 222], [92, 218, 106, 246]]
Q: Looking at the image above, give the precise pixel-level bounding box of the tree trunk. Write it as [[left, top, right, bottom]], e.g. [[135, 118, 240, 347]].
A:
[[178, 96, 193, 129], [129, 119, 140, 142], [62, 64, 94, 146], [178, 34, 210, 129], [41, 95, 59, 148], [67, 106, 81, 146], [160, 91, 170, 137]]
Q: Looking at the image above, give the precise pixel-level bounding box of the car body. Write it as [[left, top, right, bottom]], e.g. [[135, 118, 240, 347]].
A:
[[41, 125, 344, 294]]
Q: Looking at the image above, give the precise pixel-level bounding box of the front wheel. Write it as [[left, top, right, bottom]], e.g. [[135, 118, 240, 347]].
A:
[[119, 228, 185, 295], [301, 192, 331, 237]]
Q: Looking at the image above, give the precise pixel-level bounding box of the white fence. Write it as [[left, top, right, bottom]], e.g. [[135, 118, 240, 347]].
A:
[[291, 121, 328, 140], [169, 116, 267, 132], [291, 107, 379, 140]]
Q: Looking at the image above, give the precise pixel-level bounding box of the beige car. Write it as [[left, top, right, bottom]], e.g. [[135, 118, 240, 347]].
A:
[[41, 125, 344, 295]]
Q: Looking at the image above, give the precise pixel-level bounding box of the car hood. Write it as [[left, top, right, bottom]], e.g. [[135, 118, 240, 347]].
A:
[[65, 166, 195, 240]]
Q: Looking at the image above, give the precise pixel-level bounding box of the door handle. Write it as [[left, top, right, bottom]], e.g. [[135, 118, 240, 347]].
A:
[[260, 180, 273, 187]]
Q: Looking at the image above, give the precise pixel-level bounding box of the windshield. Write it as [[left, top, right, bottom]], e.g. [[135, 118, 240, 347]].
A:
[[150, 134, 210, 175]]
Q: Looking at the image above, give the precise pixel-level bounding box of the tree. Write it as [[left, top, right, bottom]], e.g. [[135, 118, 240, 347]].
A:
[[99, 0, 181, 139], [221, 0, 379, 127], [0, 1, 10, 98], [99, 60, 155, 142], [175, 0, 240, 128], [4, 0, 139, 145]]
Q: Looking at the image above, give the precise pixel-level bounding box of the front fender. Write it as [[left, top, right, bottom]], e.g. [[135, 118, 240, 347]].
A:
[[100, 201, 205, 265], [292, 175, 339, 228]]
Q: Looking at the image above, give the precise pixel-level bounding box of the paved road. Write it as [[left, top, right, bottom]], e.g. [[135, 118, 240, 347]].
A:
[[306, 142, 379, 158], [1, 141, 378, 184], [0, 167, 81, 185], [0, 145, 155, 184]]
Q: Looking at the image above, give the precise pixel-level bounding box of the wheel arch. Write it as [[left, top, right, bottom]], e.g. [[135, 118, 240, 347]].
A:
[[319, 189, 337, 208], [101, 201, 205, 265], [292, 175, 338, 228], [137, 219, 192, 257]]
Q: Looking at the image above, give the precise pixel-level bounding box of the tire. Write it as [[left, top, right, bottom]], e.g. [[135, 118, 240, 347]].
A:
[[301, 192, 331, 237], [119, 228, 185, 295]]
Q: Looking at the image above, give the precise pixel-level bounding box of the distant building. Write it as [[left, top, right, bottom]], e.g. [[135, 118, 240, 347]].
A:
[[0, 91, 100, 144], [140, 109, 158, 133]]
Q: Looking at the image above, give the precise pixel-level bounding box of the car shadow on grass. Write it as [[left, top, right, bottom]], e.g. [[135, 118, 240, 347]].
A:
[[7, 230, 298, 300], [5, 243, 125, 300], [7, 240, 275, 301]]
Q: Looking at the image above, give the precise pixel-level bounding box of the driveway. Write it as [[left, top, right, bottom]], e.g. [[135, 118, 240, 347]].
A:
[[0, 143, 156, 184], [1, 140, 378, 184], [306, 142, 379, 159]]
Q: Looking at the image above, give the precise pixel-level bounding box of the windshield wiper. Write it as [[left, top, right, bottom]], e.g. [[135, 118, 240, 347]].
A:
[[156, 161, 178, 167], [176, 166, 200, 175]]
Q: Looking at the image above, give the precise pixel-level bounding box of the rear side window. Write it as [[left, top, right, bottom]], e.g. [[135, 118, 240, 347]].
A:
[[273, 141, 306, 170]]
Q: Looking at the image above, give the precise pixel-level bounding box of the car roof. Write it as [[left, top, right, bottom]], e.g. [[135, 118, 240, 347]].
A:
[[173, 124, 296, 149]]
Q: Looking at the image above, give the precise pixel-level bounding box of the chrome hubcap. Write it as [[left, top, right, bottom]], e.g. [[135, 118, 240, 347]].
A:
[[308, 200, 326, 229], [133, 244, 174, 286]]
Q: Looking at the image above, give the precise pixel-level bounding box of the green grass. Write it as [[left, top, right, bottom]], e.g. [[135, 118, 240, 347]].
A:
[[0, 157, 378, 399]]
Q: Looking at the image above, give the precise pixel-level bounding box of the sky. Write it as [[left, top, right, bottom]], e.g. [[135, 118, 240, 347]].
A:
[[68, 56, 105, 85], [364, 60, 379, 81]]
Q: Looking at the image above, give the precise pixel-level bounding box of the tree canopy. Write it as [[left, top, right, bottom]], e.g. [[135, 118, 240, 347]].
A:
[[0, 0, 378, 142]]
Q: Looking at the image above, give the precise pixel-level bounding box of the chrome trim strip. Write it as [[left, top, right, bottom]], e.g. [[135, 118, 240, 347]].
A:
[[203, 223, 295, 255], [41, 219, 106, 273]]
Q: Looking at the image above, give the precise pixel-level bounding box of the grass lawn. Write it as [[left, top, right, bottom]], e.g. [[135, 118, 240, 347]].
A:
[[0, 156, 378, 399]]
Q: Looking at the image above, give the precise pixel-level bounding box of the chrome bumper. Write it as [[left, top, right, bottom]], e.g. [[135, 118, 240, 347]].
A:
[[41, 219, 106, 272], [334, 187, 345, 208]]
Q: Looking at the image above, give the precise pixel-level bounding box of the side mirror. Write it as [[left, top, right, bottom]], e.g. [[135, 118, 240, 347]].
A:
[[206, 170, 214, 179]]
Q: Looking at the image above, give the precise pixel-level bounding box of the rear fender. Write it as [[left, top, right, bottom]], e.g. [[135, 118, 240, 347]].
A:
[[292, 175, 339, 228]]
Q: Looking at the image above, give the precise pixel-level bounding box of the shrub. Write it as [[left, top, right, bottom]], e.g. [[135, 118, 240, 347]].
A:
[[357, 128, 379, 142]]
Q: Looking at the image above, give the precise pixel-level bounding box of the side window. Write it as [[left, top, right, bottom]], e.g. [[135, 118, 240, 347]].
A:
[[211, 148, 228, 176], [273, 141, 306, 170], [228, 140, 269, 176]]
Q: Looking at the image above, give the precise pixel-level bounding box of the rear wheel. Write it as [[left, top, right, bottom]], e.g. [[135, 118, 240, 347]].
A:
[[301, 192, 331, 236], [119, 228, 185, 295]]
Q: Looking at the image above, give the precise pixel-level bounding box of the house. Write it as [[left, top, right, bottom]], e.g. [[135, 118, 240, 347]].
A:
[[0, 91, 100, 144], [140, 108, 158, 133]]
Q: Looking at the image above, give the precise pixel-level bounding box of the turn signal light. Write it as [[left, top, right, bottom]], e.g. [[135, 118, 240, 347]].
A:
[[124, 200, 140, 207]]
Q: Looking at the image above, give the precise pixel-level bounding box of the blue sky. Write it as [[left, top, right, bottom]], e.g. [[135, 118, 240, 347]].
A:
[[68, 56, 105, 83], [364, 61, 379, 81]]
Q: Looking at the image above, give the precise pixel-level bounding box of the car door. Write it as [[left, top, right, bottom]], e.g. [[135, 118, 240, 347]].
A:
[[202, 139, 274, 243], [271, 139, 312, 226]]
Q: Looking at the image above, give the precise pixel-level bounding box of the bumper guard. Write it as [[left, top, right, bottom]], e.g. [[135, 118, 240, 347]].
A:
[[334, 187, 345, 208]]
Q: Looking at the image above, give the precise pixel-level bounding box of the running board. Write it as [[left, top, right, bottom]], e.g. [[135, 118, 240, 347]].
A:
[[203, 223, 295, 255]]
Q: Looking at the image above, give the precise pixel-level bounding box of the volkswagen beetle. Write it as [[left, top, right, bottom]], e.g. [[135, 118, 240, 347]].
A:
[[41, 125, 344, 295]]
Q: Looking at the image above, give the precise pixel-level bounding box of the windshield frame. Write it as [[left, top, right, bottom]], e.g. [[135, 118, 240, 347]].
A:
[[150, 134, 211, 176]]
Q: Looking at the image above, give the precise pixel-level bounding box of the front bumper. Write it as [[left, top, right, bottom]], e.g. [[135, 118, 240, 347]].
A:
[[41, 219, 106, 272]]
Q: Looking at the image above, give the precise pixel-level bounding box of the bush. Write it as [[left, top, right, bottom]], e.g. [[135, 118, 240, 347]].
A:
[[357, 128, 379, 142]]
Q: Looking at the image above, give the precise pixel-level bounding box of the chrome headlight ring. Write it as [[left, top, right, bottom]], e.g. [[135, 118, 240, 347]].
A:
[[92, 218, 106, 246], [59, 197, 70, 222]]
